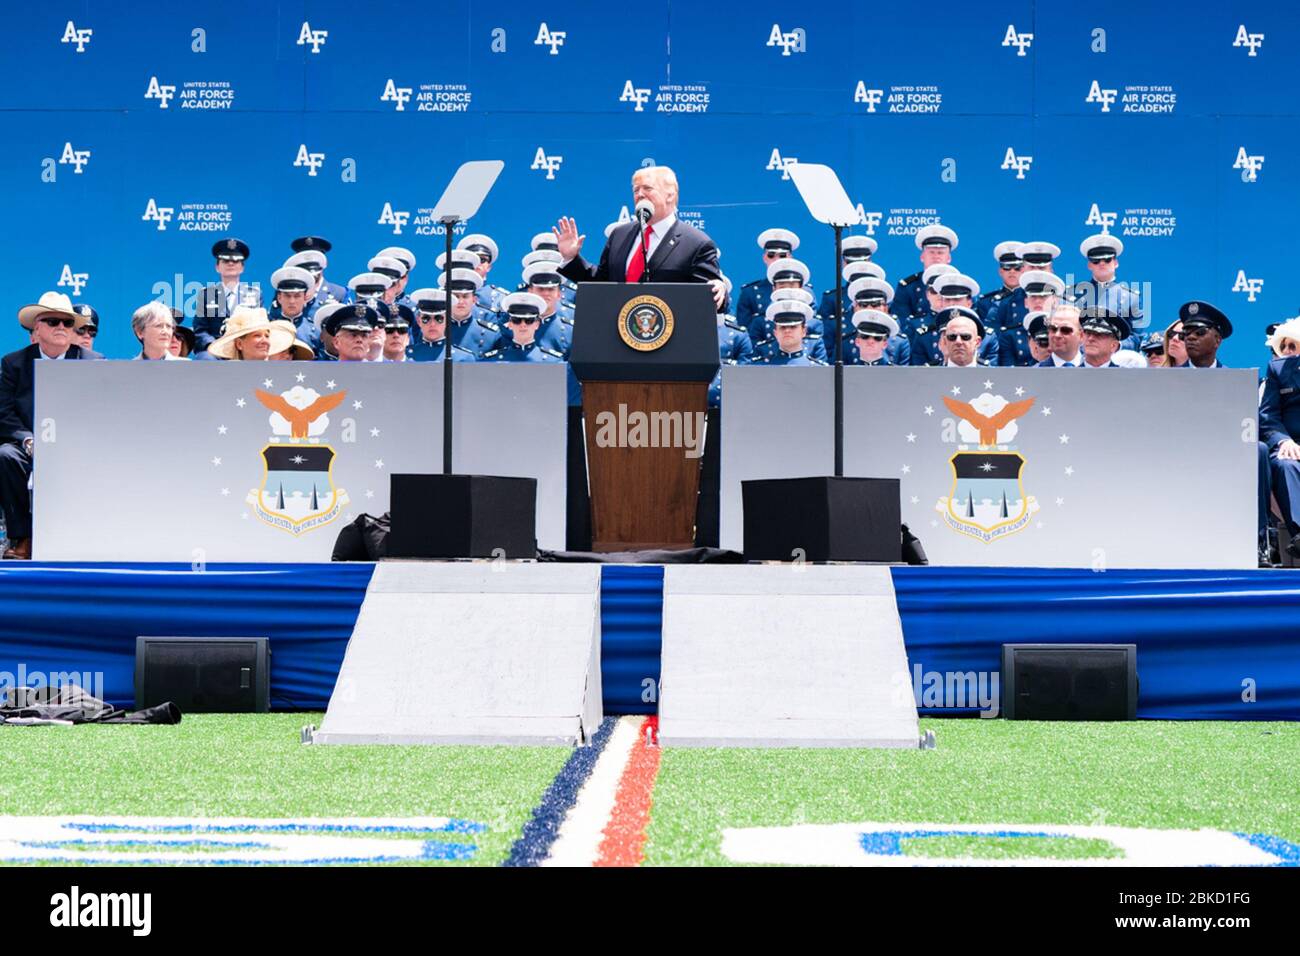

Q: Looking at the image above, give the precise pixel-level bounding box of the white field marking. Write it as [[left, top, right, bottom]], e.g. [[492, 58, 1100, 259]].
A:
[[542, 715, 642, 866], [0, 816, 481, 866], [721, 822, 1285, 868]]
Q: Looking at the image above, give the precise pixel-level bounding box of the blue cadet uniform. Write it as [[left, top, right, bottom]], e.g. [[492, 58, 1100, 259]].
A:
[[530, 232, 579, 306], [843, 277, 909, 365], [487, 291, 583, 405], [820, 260, 887, 357], [747, 299, 827, 367], [1261, 354, 1300, 556], [815, 234, 878, 333], [438, 266, 501, 357], [450, 235, 504, 313], [320, 301, 380, 362], [378, 303, 414, 362], [1015, 309, 1051, 366], [369, 253, 413, 314], [892, 224, 958, 326], [847, 309, 900, 366], [1176, 300, 1232, 369], [748, 257, 826, 346], [291, 236, 349, 305], [736, 228, 807, 338], [975, 240, 1023, 327], [1075, 307, 1134, 368], [194, 237, 258, 353], [405, 288, 477, 363], [911, 272, 999, 366], [897, 263, 954, 362], [507, 259, 575, 358], [268, 265, 322, 355], [709, 313, 755, 407], [1072, 234, 1144, 353], [992, 268, 1066, 367], [752, 288, 828, 362], [932, 307, 993, 368]]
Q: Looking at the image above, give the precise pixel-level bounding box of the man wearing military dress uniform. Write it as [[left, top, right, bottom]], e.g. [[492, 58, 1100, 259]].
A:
[[284, 250, 333, 312], [376, 246, 416, 296], [1072, 234, 1143, 353], [747, 299, 826, 368], [708, 277, 754, 408], [845, 277, 910, 366], [368, 255, 411, 310], [1077, 308, 1133, 368], [1260, 351, 1300, 561], [438, 267, 501, 357], [406, 288, 477, 363], [815, 235, 877, 332], [482, 291, 577, 405], [70, 303, 99, 353], [847, 310, 900, 366], [194, 237, 262, 354], [291, 237, 348, 305], [911, 273, 998, 366], [995, 269, 1066, 367], [736, 228, 804, 337], [748, 257, 826, 348], [892, 224, 958, 324], [451, 234, 507, 313], [513, 258, 575, 358], [975, 240, 1023, 327], [528, 232, 579, 306], [1024, 311, 1052, 365], [751, 287, 828, 362], [321, 302, 379, 363], [1177, 300, 1231, 368], [1139, 332, 1166, 367], [268, 265, 322, 356]]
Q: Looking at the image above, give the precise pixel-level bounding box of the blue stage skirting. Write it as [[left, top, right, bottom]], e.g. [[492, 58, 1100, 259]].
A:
[[0, 563, 1296, 721]]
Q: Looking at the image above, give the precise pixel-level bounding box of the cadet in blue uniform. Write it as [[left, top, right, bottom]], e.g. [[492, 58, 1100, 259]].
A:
[[708, 278, 754, 407], [736, 228, 802, 337], [514, 258, 575, 358], [368, 255, 412, 312], [194, 237, 261, 354], [747, 300, 826, 367], [752, 288, 829, 362], [911, 273, 998, 366], [993, 269, 1065, 367], [845, 277, 910, 365], [1024, 311, 1052, 365], [1178, 300, 1231, 368], [1073, 234, 1143, 353], [322, 302, 379, 363], [529, 232, 579, 306], [455, 234, 509, 313], [975, 240, 1023, 327], [847, 310, 899, 366], [1261, 353, 1300, 560], [438, 266, 501, 357], [1077, 308, 1133, 368], [406, 288, 477, 363], [268, 265, 322, 356], [815, 235, 877, 332], [748, 257, 826, 348], [934, 307, 990, 368], [285, 250, 332, 312], [892, 224, 958, 325], [485, 292, 583, 406], [291, 236, 348, 305]]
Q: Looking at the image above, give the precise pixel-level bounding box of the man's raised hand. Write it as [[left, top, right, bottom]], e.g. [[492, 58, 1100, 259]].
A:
[[553, 217, 585, 261]]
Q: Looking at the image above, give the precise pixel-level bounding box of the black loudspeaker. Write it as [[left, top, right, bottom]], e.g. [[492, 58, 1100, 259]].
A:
[[387, 474, 537, 559], [1001, 644, 1138, 720], [742, 476, 901, 563], [135, 637, 270, 713]]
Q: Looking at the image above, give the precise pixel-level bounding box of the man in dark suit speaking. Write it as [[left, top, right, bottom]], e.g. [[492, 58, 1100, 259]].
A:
[[553, 165, 727, 310]]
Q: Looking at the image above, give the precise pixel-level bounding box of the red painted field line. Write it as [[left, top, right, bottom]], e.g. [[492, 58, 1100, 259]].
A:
[[595, 716, 661, 867]]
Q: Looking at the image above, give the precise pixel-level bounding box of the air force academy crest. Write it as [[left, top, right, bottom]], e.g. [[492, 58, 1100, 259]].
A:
[[936, 391, 1038, 542], [246, 385, 350, 534]]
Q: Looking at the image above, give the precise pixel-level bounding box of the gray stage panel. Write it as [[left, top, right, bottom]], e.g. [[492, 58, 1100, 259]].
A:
[[657, 565, 919, 748], [33, 360, 567, 560], [313, 563, 602, 746], [721, 365, 1259, 569]]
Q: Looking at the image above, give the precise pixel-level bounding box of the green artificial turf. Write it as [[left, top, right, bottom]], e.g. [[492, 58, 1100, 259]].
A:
[[642, 719, 1300, 866], [0, 714, 569, 866], [899, 835, 1121, 860]]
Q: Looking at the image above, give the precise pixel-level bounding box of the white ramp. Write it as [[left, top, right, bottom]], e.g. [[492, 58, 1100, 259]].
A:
[[313, 563, 602, 746], [658, 565, 918, 748]]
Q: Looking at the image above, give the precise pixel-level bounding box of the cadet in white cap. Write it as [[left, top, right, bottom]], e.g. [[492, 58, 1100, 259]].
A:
[[913, 273, 998, 366], [483, 292, 567, 367], [528, 231, 580, 305], [747, 299, 825, 367], [815, 234, 878, 334], [457, 234, 512, 312], [348, 272, 393, 303], [993, 270, 1064, 367], [849, 310, 900, 366], [987, 246, 1063, 364], [367, 255, 409, 307], [846, 277, 909, 365], [291, 236, 349, 305], [1024, 310, 1052, 364], [1071, 233, 1143, 351], [516, 258, 575, 358], [437, 266, 499, 357], [406, 288, 476, 363], [269, 265, 322, 354], [284, 250, 330, 307], [892, 224, 958, 324], [975, 240, 1023, 327], [736, 228, 805, 336]]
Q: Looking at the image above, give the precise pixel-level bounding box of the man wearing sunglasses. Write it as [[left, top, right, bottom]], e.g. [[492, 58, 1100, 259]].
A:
[[735, 228, 803, 337], [1140, 332, 1166, 367], [1, 293, 101, 560], [70, 304, 99, 353], [1025, 311, 1053, 364], [975, 240, 1023, 327], [1037, 303, 1084, 367], [195, 237, 261, 355], [1077, 308, 1133, 368], [1073, 234, 1143, 352], [1177, 301, 1232, 369], [513, 256, 575, 358], [845, 276, 909, 365], [912, 274, 999, 367], [848, 310, 900, 366], [484, 293, 565, 364], [815, 234, 876, 337], [406, 289, 477, 363], [1001, 270, 1066, 367], [934, 308, 986, 368], [892, 224, 958, 324]]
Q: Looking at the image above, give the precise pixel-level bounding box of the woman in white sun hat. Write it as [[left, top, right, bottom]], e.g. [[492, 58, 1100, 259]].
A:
[[207, 307, 294, 361]]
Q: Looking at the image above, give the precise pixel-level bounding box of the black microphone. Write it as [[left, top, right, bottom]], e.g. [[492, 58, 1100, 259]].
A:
[[634, 199, 654, 223], [634, 200, 654, 283]]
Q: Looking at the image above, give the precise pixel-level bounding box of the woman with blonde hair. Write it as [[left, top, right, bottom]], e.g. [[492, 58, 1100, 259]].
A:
[[1160, 318, 1188, 368]]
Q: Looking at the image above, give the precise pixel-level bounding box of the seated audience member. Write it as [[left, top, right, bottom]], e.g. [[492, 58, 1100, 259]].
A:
[[1024, 311, 1052, 364], [1038, 304, 1083, 366], [131, 302, 186, 360], [845, 276, 908, 365], [382, 306, 413, 362], [935, 308, 987, 368], [269, 265, 321, 354], [313, 303, 343, 361], [195, 237, 260, 353], [458, 234, 510, 312], [1267, 318, 1300, 360], [322, 303, 380, 362], [71, 304, 99, 353], [440, 267, 500, 357], [170, 309, 196, 358], [267, 321, 315, 361], [848, 310, 900, 366], [1, 292, 101, 560], [1261, 351, 1300, 561], [1177, 301, 1231, 368], [405, 289, 476, 363], [748, 299, 826, 366], [1078, 308, 1133, 368], [1139, 332, 1165, 367], [483, 293, 565, 364], [1160, 318, 1188, 367], [208, 307, 293, 361]]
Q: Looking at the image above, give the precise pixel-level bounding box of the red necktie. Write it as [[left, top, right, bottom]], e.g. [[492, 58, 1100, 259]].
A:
[[625, 224, 652, 283]]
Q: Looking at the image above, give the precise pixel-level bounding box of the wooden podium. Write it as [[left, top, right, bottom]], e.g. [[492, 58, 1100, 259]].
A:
[[569, 283, 720, 552]]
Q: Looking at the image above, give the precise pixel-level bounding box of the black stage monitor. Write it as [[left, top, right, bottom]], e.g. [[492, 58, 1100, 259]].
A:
[[135, 637, 270, 713], [1001, 643, 1138, 721]]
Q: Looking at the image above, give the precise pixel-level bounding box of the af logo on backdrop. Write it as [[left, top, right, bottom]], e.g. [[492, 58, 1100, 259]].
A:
[[1085, 81, 1118, 112], [853, 82, 884, 113], [58, 143, 91, 175], [1001, 25, 1033, 56], [1001, 148, 1032, 180], [294, 144, 325, 177], [1233, 24, 1264, 56], [297, 21, 328, 53], [765, 149, 797, 180], [377, 203, 411, 235], [60, 21, 92, 53], [531, 148, 563, 180], [142, 199, 175, 231], [766, 24, 806, 56], [380, 79, 413, 111], [1233, 147, 1264, 183], [535, 23, 566, 54], [619, 81, 651, 112], [57, 265, 89, 297], [1232, 271, 1264, 303]]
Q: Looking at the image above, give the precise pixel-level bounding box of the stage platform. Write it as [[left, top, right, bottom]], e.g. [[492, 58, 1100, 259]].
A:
[[0, 562, 1296, 721]]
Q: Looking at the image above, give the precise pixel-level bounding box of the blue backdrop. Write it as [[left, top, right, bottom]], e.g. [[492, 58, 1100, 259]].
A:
[[0, 2, 1293, 367]]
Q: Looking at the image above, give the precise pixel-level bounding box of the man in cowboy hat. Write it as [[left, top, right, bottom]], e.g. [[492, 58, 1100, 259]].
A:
[[207, 306, 295, 360], [1, 293, 101, 559]]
